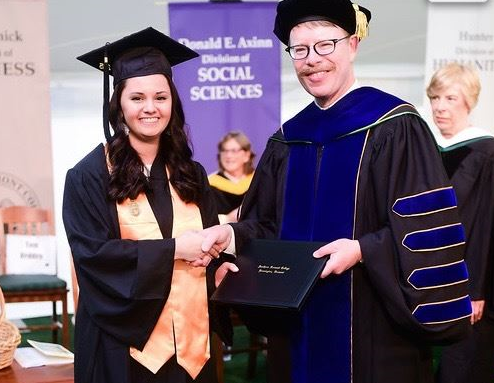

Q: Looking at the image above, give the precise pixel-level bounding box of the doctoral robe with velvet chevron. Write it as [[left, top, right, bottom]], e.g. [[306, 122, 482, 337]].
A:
[[62, 144, 230, 383], [231, 87, 471, 383]]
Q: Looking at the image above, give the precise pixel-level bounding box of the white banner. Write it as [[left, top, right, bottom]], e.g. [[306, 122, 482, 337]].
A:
[[424, 1, 494, 132], [0, 0, 53, 208], [6, 234, 57, 275]]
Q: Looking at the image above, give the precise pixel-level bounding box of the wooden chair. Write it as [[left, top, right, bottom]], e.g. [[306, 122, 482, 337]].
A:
[[0, 206, 70, 348], [213, 311, 267, 383]]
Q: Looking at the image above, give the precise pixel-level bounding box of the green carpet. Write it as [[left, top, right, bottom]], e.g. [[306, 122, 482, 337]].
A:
[[20, 316, 267, 383], [22, 317, 455, 383], [223, 326, 267, 382], [19, 316, 75, 350], [21, 317, 459, 383]]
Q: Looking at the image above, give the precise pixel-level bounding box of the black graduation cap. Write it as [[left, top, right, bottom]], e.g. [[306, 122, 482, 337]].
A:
[[77, 27, 199, 142], [273, 0, 372, 46]]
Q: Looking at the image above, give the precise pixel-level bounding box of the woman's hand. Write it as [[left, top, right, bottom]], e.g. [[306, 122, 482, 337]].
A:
[[471, 300, 485, 324], [225, 208, 239, 223], [174, 230, 209, 263], [189, 255, 213, 268], [215, 262, 239, 287]]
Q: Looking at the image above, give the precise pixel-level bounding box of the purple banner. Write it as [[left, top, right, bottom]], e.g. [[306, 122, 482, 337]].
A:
[[169, 2, 280, 173]]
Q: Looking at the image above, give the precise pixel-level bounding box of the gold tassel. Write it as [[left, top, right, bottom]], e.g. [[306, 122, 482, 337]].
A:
[[353, 3, 369, 39]]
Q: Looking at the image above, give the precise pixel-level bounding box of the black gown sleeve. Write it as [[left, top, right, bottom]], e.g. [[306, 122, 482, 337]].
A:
[[232, 119, 471, 343], [232, 129, 289, 250], [63, 150, 226, 349], [194, 163, 234, 344], [476, 155, 494, 317], [357, 115, 471, 343], [63, 157, 176, 349]]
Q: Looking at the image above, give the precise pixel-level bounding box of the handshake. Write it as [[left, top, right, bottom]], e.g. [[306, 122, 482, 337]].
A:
[[175, 224, 363, 284], [174, 224, 239, 286]]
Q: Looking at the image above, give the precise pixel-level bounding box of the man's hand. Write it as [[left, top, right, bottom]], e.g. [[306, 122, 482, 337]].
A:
[[471, 300, 485, 324], [201, 224, 233, 255], [313, 238, 362, 278], [215, 262, 239, 287]]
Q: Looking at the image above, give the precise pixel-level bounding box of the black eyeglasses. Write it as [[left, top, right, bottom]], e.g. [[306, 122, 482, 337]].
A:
[[220, 148, 244, 155], [285, 35, 351, 60]]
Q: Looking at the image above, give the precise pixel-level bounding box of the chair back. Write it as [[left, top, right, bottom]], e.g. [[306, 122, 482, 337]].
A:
[[0, 206, 55, 274]]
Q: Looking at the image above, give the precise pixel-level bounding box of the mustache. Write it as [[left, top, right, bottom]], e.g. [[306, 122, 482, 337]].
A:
[[299, 65, 334, 77]]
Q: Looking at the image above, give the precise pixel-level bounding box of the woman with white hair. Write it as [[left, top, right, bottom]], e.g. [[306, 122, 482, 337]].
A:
[[427, 63, 494, 383]]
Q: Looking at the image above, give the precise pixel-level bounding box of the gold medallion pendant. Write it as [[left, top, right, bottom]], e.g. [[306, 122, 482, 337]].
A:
[[130, 199, 140, 216]]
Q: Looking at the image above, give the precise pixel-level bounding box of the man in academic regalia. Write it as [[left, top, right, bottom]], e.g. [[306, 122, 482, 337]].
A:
[[204, 1, 472, 382]]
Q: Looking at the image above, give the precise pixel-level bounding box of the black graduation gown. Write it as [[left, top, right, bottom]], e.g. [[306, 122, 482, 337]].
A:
[[209, 172, 248, 215], [62, 144, 229, 383], [436, 136, 494, 383], [231, 103, 471, 383]]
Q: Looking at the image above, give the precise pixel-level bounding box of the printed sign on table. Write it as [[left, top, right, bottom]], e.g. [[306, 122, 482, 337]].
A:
[[6, 234, 57, 274]]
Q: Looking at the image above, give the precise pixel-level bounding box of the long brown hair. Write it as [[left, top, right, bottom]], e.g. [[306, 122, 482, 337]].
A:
[[107, 75, 201, 203]]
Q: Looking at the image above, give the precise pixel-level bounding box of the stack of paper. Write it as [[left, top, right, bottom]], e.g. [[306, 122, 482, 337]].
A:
[[14, 340, 74, 368]]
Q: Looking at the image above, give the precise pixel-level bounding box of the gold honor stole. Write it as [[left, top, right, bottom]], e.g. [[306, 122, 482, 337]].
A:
[[117, 186, 209, 379], [208, 172, 254, 195]]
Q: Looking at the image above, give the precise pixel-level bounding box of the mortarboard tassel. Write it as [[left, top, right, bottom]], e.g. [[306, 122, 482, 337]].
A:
[[102, 44, 112, 142], [353, 3, 369, 40]]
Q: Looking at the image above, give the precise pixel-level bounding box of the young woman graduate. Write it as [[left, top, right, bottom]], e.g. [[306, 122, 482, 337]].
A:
[[62, 27, 236, 383]]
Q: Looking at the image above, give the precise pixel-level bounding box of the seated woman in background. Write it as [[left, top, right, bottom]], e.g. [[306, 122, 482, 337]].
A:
[[427, 63, 494, 383], [208, 131, 255, 223]]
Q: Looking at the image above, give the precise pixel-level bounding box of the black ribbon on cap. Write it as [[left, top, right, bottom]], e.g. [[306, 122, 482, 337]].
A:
[[102, 43, 112, 142]]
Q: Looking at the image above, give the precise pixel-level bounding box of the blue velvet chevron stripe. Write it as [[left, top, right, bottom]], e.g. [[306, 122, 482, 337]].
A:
[[408, 260, 469, 290], [412, 295, 472, 324], [403, 223, 465, 252], [280, 87, 407, 383], [393, 187, 457, 217]]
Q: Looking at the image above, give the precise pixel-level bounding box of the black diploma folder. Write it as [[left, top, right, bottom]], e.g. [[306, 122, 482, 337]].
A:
[[211, 239, 327, 311]]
